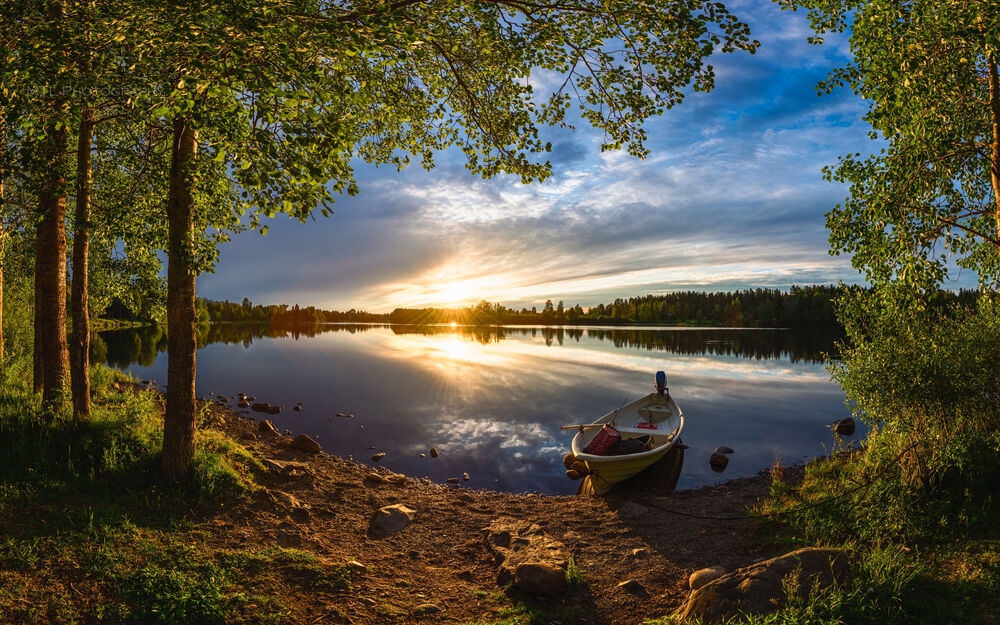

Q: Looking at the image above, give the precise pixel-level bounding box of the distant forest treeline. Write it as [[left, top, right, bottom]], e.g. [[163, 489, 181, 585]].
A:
[[94, 323, 841, 370], [195, 285, 983, 329], [196, 298, 385, 324]]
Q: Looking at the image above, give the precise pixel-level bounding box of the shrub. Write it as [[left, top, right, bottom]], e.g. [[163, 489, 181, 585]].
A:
[[825, 291, 1000, 540]]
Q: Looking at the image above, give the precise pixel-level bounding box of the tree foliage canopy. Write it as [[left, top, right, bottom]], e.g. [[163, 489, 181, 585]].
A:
[[782, 0, 1000, 290]]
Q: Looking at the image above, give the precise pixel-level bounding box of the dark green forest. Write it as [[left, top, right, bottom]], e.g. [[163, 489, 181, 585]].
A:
[[195, 285, 983, 329]]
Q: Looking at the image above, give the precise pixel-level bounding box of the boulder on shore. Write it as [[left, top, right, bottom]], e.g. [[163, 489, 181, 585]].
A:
[[372, 504, 417, 536], [483, 517, 569, 596], [259, 420, 279, 435], [676, 547, 850, 624], [689, 566, 727, 591], [290, 434, 322, 455]]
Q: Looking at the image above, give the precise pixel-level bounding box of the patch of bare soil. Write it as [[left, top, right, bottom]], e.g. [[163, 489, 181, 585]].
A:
[[204, 398, 794, 625]]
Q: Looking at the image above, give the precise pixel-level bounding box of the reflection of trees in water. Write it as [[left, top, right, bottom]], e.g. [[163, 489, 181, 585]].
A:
[[98, 325, 167, 369], [96, 322, 839, 367], [390, 325, 839, 362]]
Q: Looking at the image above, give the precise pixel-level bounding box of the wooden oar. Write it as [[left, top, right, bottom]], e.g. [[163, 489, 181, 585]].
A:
[[559, 423, 607, 430]]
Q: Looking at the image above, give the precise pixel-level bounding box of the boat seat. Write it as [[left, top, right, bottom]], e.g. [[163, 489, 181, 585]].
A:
[[616, 425, 676, 436], [638, 405, 672, 419]]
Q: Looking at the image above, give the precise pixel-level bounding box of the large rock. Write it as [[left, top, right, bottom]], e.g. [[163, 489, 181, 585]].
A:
[[372, 504, 417, 536], [515, 563, 566, 596], [290, 434, 322, 455], [689, 566, 727, 591], [676, 548, 850, 624], [483, 517, 569, 596]]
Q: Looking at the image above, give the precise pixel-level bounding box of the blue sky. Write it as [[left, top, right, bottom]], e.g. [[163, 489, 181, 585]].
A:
[[199, 0, 872, 313]]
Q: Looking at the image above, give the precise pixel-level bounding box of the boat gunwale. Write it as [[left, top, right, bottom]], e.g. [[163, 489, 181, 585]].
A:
[[570, 392, 684, 463]]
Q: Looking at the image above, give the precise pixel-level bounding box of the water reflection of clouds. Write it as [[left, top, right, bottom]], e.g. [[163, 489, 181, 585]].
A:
[[102, 325, 850, 494], [363, 328, 832, 389]]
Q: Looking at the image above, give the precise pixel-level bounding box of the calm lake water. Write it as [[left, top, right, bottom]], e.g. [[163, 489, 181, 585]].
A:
[[95, 324, 853, 495]]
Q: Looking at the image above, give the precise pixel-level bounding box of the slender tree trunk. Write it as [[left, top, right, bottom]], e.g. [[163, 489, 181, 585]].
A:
[[0, 176, 5, 368], [0, 233, 4, 368], [70, 108, 93, 420], [36, 122, 69, 410], [162, 117, 198, 482], [989, 56, 1000, 249], [33, 250, 43, 393]]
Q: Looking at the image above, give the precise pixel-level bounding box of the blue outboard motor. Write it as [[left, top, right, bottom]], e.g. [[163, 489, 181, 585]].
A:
[[655, 371, 668, 396]]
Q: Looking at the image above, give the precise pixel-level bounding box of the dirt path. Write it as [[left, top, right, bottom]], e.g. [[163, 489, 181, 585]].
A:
[[206, 401, 785, 625]]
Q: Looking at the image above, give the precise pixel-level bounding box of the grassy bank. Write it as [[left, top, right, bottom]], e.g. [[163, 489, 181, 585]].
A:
[[0, 356, 331, 624]]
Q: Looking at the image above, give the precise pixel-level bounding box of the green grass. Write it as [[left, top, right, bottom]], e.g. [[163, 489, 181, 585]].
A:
[[697, 450, 1000, 625], [564, 557, 584, 588], [0, 514, 356, 625], [0, 347, 314, 624]]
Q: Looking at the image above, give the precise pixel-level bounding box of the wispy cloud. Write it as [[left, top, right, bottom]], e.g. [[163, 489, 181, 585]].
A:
[[199, 1, 870, 312]]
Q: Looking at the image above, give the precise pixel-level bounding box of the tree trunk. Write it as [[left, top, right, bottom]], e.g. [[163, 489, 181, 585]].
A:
[[0, 233, 4, 368], [36, 122, 69, 410], [70, 107, 93, 420], [162, 117, 198, 482], [989, 55, 1000, 249], [33, 251, 43, 393], [0, 175, 5, 368]]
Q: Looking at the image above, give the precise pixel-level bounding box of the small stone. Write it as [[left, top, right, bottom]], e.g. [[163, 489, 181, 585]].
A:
[[709, 452, 729, 473], [290, 434, 322, 454], [429, 447, 439, 458], [336, 412, 353, 418], [408, 549, 420, 558], [446, 477, 460, 484], [271, 490, 301, 508], [364, 472, 387, 484], [631, 548, 649, 559], [372, 504, 417, 536], [237, 400, 250, 408], [616, 579, 645, 594], [346, 559, 367, 573], [689, 566, 727, 591], [386, 474, 407, 484], [462, 472, 470, 481], [514, 562, 565, 596], [715, 446, 734, 454], [419, 453, 426, 458], [217, 395, 228, 402], [259, 420, 279, 435], [413, 604, 440, 615], [293, 405, 302, 411], [835, 418, 856, 436]]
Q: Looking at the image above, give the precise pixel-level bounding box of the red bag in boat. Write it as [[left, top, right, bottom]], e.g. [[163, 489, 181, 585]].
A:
[[583, 425, 621, 456]]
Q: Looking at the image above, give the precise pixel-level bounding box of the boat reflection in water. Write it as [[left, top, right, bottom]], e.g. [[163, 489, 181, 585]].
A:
[[95, 322, 850, 495]]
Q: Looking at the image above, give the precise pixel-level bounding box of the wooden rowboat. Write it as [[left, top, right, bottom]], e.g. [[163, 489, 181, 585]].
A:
[[566, 372, 684, 495]]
